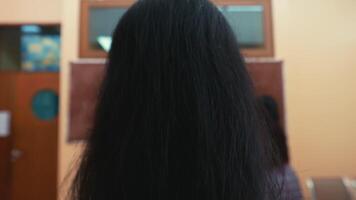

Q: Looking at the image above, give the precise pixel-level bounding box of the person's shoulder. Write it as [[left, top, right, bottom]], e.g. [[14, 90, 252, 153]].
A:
[[283, 165, 304, 199], [284, 165, 298, 176]]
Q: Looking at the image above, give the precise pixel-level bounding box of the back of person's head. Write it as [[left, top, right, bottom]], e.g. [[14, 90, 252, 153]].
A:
[[71, 0, 277, 199], [258, 96, 289, 167], [259, 96, 280, 122]]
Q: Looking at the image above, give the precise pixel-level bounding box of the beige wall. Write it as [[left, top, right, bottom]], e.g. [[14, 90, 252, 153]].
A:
[[58, 0, 82, 199], [273, 0, 356, 198], [59, 0, 356, 199], [0, 0, 61, 23]]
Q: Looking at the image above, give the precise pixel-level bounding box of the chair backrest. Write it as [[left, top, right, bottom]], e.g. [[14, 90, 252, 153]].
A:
[[307, 178, 352, 200]]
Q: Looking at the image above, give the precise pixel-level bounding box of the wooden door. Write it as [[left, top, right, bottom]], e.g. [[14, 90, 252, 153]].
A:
[[0, 72, 16, 200], [10, 73, 59, 200]]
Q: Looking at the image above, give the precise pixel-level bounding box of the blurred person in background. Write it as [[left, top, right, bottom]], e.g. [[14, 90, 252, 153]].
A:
[[259, 95, 303, 200]]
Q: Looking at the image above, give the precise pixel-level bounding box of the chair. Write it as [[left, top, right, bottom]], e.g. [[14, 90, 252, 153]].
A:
[[307, 177, 352, 200]]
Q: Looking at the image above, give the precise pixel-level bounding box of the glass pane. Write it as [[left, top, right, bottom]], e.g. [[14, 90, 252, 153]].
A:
[[219, 5, 265, 48], [32, 90, 59, 121], [87, 5, 265, 52], [89, 7, 127, 51], [0, 25, 60, 71]]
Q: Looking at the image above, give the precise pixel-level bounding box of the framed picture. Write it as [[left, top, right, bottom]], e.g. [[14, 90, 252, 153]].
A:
[[79, 0, 274, 58]]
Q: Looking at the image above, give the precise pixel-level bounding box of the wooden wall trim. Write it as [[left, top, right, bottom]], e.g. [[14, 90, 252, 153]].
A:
[[68, 58, 284, 141]]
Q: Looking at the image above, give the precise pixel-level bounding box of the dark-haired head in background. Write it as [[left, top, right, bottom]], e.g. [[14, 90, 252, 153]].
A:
[[258, 95, 303, 200], [71, 0, 278, 199], [259, 95, 289, 166]]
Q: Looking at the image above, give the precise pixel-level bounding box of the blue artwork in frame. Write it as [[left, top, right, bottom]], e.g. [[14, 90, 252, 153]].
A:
[[21, 35, 60, 72]]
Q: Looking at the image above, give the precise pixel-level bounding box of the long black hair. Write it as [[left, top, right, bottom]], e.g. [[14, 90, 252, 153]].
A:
[[71, 0, 277, 199]]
